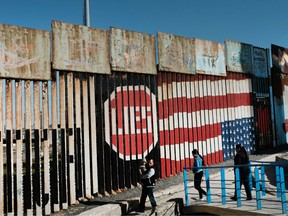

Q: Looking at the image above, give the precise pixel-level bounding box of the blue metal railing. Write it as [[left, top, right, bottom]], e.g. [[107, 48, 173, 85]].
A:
[[183, 161, 288, 214]]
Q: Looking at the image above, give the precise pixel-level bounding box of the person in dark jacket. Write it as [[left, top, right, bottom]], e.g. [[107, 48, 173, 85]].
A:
[[138, 159, 157, 212], [192, 149, 207, 201], [231, 144, 252, 201]]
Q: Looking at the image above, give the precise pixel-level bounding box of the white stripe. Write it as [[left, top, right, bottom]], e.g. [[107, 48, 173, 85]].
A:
[[158, 105, 253, 127], [130, 107, 135, 134]]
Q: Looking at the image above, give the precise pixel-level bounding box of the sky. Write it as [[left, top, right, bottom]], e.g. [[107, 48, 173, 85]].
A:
[[0, 0, 288, 51]]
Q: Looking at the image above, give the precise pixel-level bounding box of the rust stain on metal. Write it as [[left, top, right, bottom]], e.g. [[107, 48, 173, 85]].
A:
[[195, 38, 226, 76], [110, 27, 157, 74], [52, 21, 110, 74], [0, 24, 51, 80], [225, 39, 253, 74], [158, 32, 196, 74]]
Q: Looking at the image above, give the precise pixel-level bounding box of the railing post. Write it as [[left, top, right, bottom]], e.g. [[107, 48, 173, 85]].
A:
[[280, 167, 287, 214], [254, 167, 262, 210], [249, 162, 253, 191], [235, 168, 241, 207], [205, 169, 211, 204], [261, 166, 266, 196], [221, 168, 226, 205], [183, 169, 189, 205], [275, 165, 281, 198]]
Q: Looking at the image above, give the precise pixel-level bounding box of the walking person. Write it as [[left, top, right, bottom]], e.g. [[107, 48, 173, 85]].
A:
[[192, 149, 207, 201], [230, 144, 252, 201], [138, 159, 157, 212]]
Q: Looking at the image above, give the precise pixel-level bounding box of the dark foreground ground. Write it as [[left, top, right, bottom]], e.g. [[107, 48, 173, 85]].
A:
[[51, 144, 288, 216]]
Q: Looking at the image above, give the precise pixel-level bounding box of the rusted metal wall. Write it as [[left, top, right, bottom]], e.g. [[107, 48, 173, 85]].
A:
[[157, 32, 196, 74], [110, 27, 157, 74], [52, 21, 111, 74], [0, 22, 270, 215], [252, 47, 273, 150], [0, 24, 51, 80]]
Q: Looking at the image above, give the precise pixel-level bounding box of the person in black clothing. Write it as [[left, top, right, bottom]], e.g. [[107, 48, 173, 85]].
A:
[[231, 144, 252, 201], [138, 159, 157, 212]]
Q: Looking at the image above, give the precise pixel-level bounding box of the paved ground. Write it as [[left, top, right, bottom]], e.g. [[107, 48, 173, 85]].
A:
[[51, 145, 288, 215]]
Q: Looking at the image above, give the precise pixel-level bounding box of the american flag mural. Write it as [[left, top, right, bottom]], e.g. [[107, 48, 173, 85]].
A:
[[158, 72, 255, 178]]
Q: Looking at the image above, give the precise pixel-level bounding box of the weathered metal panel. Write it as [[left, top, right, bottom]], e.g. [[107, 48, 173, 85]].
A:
[[225, 40, 253, 73], [110, 27, 157, 74], [253, 47, 269, 78], [0, 24, 51, 80], [157, 32, 196, 74], [52, 21, 110, 74], [195, 38, 226, 76], [271, 44, 288, 73]]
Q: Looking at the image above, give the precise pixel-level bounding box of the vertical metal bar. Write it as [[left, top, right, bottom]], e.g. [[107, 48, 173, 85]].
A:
[[225, 73, 233, 160], [127, 74, 137, 186], [167, 73, 175, 176], [254, 167, 262, 210], [59, 74, 68, 209], [189, 76, 198, 153], [210, 76, 217, 164], [172, 73, 180, 174], [33, 82, 42, 215], [67, 72, 76, 204], [261, 166, 266, 196], [235, 168, 241, 207], [249, 162, 253, 191], [6, 80, 13, 215], [82, 75, 91, 197], [221, 168, 226, 205], [186, 75, 193, 167], [74, 74, 83, 198], [193, 75, 202, 157], [89, 75, 98, 194], [0, 80, 4, 215], [182, 74, 190, 168], [150, 75, 159, 178], [122, 75, 131, 188], [177, 74, 184, 171], [119, 74, 127, 189], [24, 80, 33, 215], [183, 169, 189, 205], [51, 74, 59, 212], [42, 81, 50, 215], [83, 0, 90, 26], [15, 80, 23, 215], [157, 72, 166, 179], [220, 77, 227, 162], [203, 76, 211, 165], [215, 76, 221, 162], [162, 73, 170, 177], [105, 74, 113, 193], [275, 166, 281, 198], [280, 167, 287, 214], [205, 169, 211, 204]]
